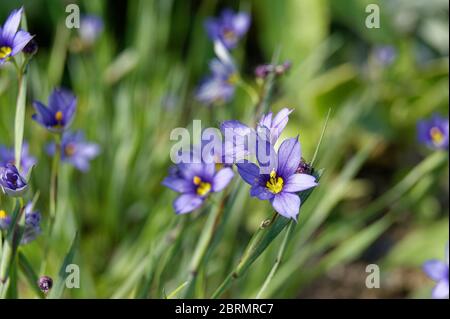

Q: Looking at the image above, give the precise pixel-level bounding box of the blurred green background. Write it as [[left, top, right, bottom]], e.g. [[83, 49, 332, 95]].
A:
[[0, 0, 448, 298]]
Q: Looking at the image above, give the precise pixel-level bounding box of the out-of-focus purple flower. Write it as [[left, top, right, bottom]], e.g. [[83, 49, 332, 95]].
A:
[[220, 108, 293, 163], [79, 15, 103, 44], [162, 153, 234, 214], [236, 137, 317, 220], [196, 41, 238, 105], [32, 88, 77, 133], [0, 142, 37, 176], [417, 114, 449, 150], [0, 209, 11, 230], [21, 202, 41, 245], [255, 61, 292, 79], [423, 245, 449, 299], [0, 7, 33, 64], [373, 45, 397, 66], [0, 163, 28, 197], [205, 9, 250, 50], [47, 131, 100, 172]]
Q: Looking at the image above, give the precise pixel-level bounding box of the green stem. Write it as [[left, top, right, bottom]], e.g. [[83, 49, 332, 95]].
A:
[[14, 64, 27, 171], [255, 220, 295, 299], [0, 198, 25, 298], [184, 193, 227, 297]]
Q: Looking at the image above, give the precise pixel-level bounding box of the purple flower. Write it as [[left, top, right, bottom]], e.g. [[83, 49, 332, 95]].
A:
[[205, 9, 250, 50], [236, 137, 317, 220], [32, 88, 77, 132], [21, 202, 42, 245], [0, 163, 28, 197], [47, 131, 100, 172], [373, 45, 397, 66], [220, 108, 293, 162], [0, 7, 33, 64], [417, 114, 449, 150], [163, 160, 234, 215], [423, 245, 449, 299], [196, 41, 238, 105], [0, 142, 37, 175], [258, 108, 293, 145], [0, 209, 11, 230], [79, 15, 103, 44]]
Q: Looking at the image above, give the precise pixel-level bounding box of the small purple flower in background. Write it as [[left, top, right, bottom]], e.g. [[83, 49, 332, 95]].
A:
[[255, 61, 292, 79], [237, 137, 317, 221], [47, 131, 100, 172], [205, 9, 250, 50], [373, 45, 397, 66], [0, 7, 34, 64], [417, 114, 449, 150], [21, 202, 42, 245], [423, 245, 449, 299], [32, 88, 77, 133], [163, 158, 234, 215], [196, 41, 238, 105], [0, 142, 37, 175], [0, 209, 11, 231], [0, 163, 28, 197], [79, 15, 103, 45]]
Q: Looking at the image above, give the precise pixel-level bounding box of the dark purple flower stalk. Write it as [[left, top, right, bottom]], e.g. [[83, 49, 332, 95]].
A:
[[237, 137, 317, 220], [32, 88, 77, 133], [417, 114, 449, 150], [423, 245, 449, 299], [0, 7, 34, 64], [47, 131, 100, 172], [0, 163, 28, 197], [163, 156, 234, 214], [205, 9, 250, 50], [0, 142, 37, 175], [255, 61, 292, 79]]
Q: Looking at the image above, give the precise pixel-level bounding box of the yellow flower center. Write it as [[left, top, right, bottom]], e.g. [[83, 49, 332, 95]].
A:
[[55, 111, 64, 123], [0, 210, 8, 220], [193, 176, 212, 196], [227, 73, 239, 84], [64, 143, 76, 157], [266, 169, 284, 194], [223, 30, 237, 42], [0, 46, 12, 59], [430, 127, 444, 145]]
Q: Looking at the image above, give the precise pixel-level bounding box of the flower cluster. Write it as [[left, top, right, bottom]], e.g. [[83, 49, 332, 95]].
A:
[[32, 88, 100, 171], [196, 9, 250, 105], [163, 108, 318, 221]]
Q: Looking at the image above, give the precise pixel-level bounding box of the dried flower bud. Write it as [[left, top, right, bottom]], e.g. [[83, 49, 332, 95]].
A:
[[22, 39, 38, 56], [296, 158, 312, 174], [38, 276, 53, 294]]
